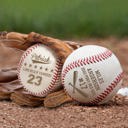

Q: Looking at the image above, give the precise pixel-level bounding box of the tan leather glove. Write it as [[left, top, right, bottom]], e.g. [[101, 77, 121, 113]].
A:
[[0, 31, 80, 107]]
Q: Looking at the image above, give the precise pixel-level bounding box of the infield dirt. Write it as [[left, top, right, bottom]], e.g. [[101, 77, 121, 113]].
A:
[[0, 38, 128, 128]]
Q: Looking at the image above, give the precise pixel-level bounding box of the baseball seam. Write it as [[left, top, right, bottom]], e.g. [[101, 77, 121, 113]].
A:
[[62, 50, 112, 78], [38, 59, 62, 97], [85, 72, 123, 105], [62, 49, 123, 104], [17, 43, 62, 97]]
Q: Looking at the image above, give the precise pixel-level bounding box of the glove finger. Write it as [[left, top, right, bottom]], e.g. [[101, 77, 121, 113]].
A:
[[11, 88, 44, 107], [64, 41, 80, 50], [0, 32, 27, 42], [0, 32, 33, 50], [0, 79, 22, 100], [44, 89, 73, 108], [0, 68, 18, 82]]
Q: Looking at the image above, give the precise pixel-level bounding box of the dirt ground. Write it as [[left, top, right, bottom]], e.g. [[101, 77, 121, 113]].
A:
[[0, 38, 128, 128]]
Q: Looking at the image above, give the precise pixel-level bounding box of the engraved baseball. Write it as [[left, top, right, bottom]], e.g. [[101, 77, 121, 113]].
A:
[[62, 45, 123, 105], [18, 44, 62, 97]]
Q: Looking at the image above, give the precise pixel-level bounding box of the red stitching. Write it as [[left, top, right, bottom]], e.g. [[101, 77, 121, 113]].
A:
[[62, 50, 112, 80], [17, 44, 62, 97], [29, 59, 61, 97], [27, 59, 62, 97], [84, 72, 123, 105], [62, 49, 123, 105]]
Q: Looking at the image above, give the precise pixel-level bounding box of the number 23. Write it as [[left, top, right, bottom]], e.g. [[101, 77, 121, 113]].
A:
[[27, 74, 42, 86]]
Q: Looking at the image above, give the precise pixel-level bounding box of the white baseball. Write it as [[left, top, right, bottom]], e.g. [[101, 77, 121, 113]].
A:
[[62, 45, 123, 105], [18, 44, 62, 97]]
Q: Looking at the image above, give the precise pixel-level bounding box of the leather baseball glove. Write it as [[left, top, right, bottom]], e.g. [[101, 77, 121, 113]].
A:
[[0, 31, 80, 107], [0, 31, 126, 108]]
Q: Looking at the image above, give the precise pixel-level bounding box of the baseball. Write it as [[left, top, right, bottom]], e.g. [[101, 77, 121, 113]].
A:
[[62, 45, 123, 105], [18, 44, 62, 97]]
